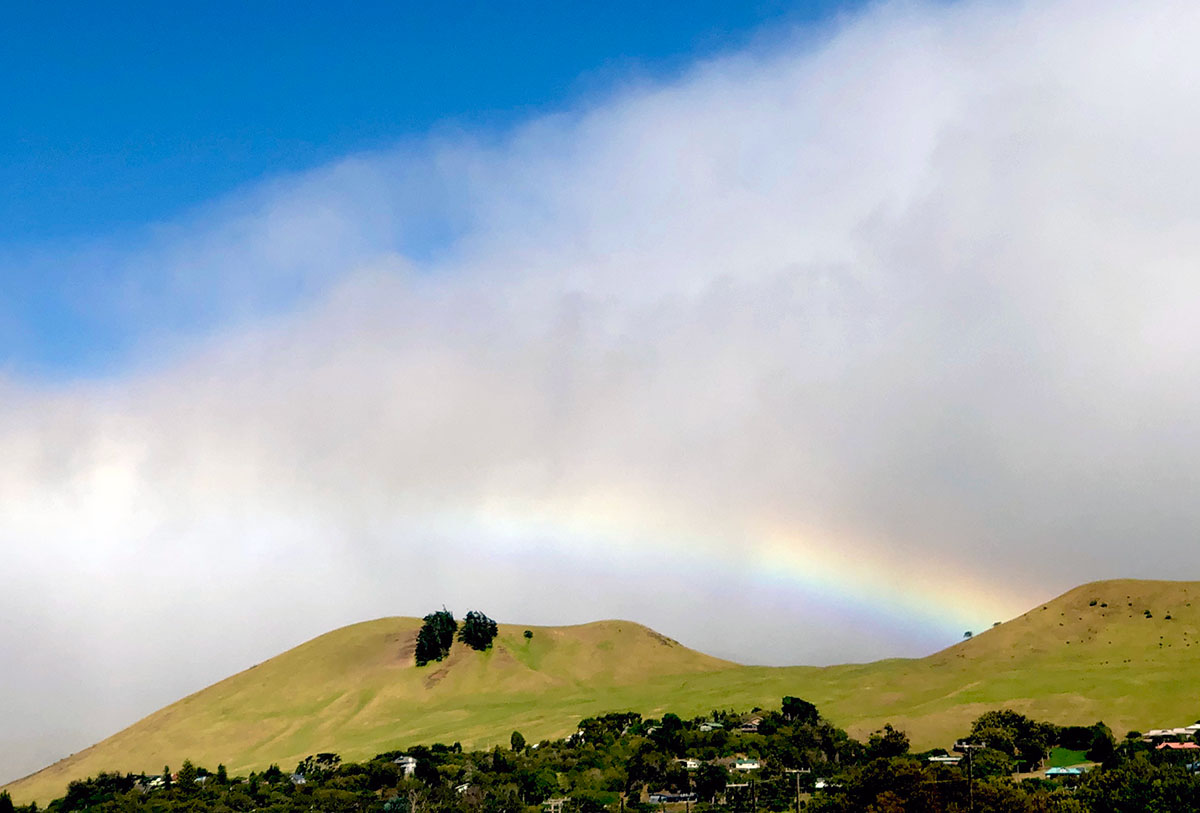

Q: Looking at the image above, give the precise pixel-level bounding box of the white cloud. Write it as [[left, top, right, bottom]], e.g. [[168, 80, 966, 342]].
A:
[[5, 0, 1200, 784]]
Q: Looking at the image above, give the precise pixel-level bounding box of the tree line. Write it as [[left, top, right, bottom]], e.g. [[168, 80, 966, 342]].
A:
[[8, 697, 1200, 813]]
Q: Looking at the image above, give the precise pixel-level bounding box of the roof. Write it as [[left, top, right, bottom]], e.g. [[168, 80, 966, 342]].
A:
[[1045, 767, 1086, 776], [1158, 742, 1200, 750]]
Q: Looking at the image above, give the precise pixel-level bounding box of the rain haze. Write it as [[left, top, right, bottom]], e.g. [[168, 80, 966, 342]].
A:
[[4, 0, 1200, 787]]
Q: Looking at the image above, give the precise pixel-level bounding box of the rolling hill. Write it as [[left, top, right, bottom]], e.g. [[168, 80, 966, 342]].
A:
[[8, 579, 1200, 804]]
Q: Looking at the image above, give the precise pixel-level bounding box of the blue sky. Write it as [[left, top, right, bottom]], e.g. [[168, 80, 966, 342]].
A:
[[2, 1, 863, 377]]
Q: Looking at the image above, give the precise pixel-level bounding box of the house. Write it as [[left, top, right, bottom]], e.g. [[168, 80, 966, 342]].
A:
[[393, 756, 418, 777], [739, 717, 763, 733], [1145, 728, 1194, 743], [733, 758, 760, 771], [1045, 767, 1086, 777], [1157, 742, 1200, 751], [649, 792, 697, 803], [542, 798, 569, 813], [289, 774, 307, 785], [675, 758, 701, 770], [927, 755, 962, 765], [698, 722, 724, 732], [454, 783, 471, 794]]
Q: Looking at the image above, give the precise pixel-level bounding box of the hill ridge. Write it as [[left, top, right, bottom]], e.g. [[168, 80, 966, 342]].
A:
[[10, 579, 1200, 804]]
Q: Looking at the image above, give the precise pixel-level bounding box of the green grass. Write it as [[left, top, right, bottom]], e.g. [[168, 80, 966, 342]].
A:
[[9, 579, 1200, 805], [1048, 748, 1089, 768]]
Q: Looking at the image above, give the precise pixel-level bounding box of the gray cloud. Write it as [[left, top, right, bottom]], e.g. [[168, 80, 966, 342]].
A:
[[5, 0, 1200, 785]]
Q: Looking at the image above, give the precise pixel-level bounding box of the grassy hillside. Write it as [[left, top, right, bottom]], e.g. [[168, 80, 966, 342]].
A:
[[9, 579, 1200, 804]]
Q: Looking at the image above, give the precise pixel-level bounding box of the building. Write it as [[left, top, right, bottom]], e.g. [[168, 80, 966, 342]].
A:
[[927, 755, 962, 765], [733, 758, 761, 771], [739, 717, 763, 733], [1045, 767, 1086, 777], [393, 756, 418, 777], [649, 792, 697, 803]]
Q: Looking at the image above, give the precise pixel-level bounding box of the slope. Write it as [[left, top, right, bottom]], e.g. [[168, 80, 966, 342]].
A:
[[4, 619, 742, 804], [10, 579, 1200, 804]]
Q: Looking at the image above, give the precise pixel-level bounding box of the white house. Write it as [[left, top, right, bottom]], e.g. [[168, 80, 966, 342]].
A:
[[393, 756, 418, 777], [928, 755, 962, 765]]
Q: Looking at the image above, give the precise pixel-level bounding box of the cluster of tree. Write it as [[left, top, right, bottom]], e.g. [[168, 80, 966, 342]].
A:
[[414, 610, 457, 666], [458, 611, 499, 652], [413, 609, 499, 666], [15, 701, 1200, 813]]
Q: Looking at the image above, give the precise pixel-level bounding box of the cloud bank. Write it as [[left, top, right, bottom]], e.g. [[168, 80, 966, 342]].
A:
[[6, 0, 1200, 784]]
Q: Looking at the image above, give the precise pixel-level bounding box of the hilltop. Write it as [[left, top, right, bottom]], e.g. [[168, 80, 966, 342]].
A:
[[9, 579, 1200, 804]]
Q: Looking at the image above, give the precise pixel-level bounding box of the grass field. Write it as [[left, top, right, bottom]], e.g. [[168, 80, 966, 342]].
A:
[[8, 579, 1200, 804], [1047, 748, 1089, 768]]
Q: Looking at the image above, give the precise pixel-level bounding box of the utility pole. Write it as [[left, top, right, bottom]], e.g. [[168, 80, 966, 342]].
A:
[[784, 768, 808, 813], [953, 742, 985, 813]]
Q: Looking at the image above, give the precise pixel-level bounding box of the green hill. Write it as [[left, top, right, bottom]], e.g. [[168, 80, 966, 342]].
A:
[[9, 579, 1200, 804]]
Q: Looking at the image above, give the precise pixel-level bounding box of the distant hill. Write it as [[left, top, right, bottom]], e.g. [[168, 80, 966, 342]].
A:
[[9, 579, 1200, 804]]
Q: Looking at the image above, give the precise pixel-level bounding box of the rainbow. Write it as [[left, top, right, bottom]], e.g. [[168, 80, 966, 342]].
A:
[[427, 489, 1038, 655]]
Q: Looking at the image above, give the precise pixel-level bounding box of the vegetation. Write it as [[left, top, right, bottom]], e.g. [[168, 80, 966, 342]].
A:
[[414, 610, 458, 666], [11, 579, 1200, 805], [458, 611, 499, 651], [14, 700, 1200, 813]]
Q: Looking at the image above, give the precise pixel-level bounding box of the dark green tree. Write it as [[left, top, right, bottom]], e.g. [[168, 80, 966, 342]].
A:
[[866, 724, 910, 760], [693, 763, 728, 802], [0, 791, 12, 813], [781, 696, 819, 726], [1087, 722, 1116, 763], [524, 629, 533, 640], [458, 610, 499, 650], [510, 731, 526, 752], [414, 609, 457, 665], [296, 753, 341, 779], [176, 760, 198, 795], [969, 709, 1055, 771]]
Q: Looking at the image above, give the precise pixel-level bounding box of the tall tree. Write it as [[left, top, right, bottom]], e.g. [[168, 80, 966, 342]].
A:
[[458, 610, 498, 651], [782, 696, 819, 726], [177, 760, 198, 793], [414, 609, 457, 665]]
